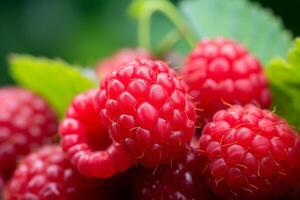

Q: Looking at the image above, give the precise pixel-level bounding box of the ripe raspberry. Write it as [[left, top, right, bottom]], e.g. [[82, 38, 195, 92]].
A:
[[181, 38, 272, 127], [60, 89, 133, 178], [198, 104, 300, 200], [95, 48, 153, 80], [0, 87, 57, 179], [133, 150, 216, 200], [6, 145, 112, 200], [97, 59, 196, 166]]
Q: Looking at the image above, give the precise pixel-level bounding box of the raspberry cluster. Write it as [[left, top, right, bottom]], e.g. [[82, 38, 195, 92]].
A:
[[3, 37, 300, 200]]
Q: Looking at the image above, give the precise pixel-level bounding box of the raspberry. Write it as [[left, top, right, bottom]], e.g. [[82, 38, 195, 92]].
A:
[[198, 104, 300, 200], [97, 59, 196, 166], [0, 87, 57, 179], [60, 89, 133, 178], [132, 150, 216, 200], [6, 145, 112, 200], [95, 48, 153, 80], [181, 38, 272, 127]]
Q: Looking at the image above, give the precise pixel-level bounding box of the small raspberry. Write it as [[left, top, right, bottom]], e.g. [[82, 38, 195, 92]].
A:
[[60, 89, 133, 178], [0, 87, 57, 179], [181, 38, 272, 127], [198, 104, 300, 200], [132, 150, 216, 200], [6, 145, 111, 200], [95, 48, 153, 80], [97, 59, 196, 166]]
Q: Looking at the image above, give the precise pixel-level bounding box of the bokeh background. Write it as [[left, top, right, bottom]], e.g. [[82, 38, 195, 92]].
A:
[[0, 0, 299, 86]]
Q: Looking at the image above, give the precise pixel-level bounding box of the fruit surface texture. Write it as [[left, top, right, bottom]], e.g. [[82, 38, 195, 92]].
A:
[[181, 38, 271, 127], [133, 150, 216, 200], [198, 104, 300, 200], [60, 89, 133, 178], [6, 145, 111, 200], [97, 59, 196, 166], [0, 87, 57, 179]]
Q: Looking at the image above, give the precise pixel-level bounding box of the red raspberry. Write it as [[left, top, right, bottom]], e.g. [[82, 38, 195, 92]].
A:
[[95, 48, 153, 80], [181, 38, 272, 127], [198, 104, 300, 200], [6, 145, 112, 200], [97, 59, 196, 166], [132, 150, 216, 200], [0, 87, 57, 179], [60, 89, 133, 178]]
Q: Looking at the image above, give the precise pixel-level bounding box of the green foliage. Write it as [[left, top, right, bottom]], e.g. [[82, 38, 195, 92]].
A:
[[9, 54, 96, 118], [266, 39, 300, 130], [179, 0, 293, 65]]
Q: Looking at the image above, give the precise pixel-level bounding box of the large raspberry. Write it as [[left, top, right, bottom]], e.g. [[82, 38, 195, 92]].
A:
[[5, 145, 111, 200], [60, 89, 133, 178], [95, 48, 153, 80], [198, 104, 300, 200], [97, 59, 196, 166], [133, 150, 216, 200], [0, 87, 57, 179], [181, 38, 272, 127]]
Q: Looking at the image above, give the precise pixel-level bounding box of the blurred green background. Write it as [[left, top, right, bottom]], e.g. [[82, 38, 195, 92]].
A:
[[0, 0, 299, 86]]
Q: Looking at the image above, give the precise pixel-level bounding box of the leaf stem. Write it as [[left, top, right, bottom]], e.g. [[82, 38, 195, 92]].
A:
[[138, 6, 153, 50], [137, 0, 196, 51]]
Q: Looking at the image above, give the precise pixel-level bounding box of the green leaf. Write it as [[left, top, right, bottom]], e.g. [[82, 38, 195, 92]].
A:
[[9, 54, 97, 118], [266, 39, 300, 131], [179, 0, 293, 65]]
